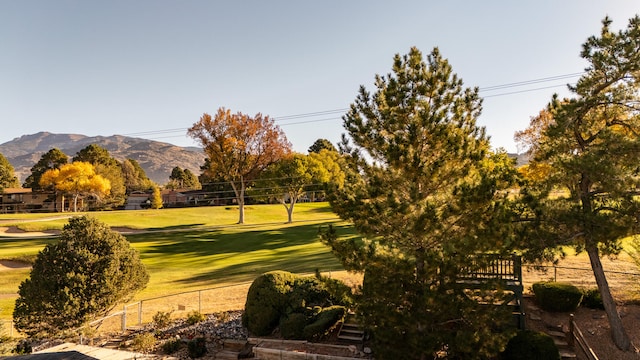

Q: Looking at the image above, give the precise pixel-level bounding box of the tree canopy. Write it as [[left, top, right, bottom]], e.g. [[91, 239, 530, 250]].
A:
[[188, 107, 291, 223], [121, 158, 153, 193], [167, 166, 201, 190], [258, 153, 330, 223], [322, 47, 520, 359], [0, 152, 20, 191], [308, 138, 337, 154], [23, 148, 69, 190], [40, 162, 111, 212], [516, 16, 640, 351], [73, 144, 126, 209], [13, 216, 149, 337]]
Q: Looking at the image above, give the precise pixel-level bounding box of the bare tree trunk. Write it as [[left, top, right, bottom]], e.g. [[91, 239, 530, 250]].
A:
[[229, 177, 246, 224], [586, 244, 631, 351]]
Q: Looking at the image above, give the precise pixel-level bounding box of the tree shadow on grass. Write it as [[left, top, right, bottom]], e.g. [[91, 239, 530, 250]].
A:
[[128, 222, 358, 286]]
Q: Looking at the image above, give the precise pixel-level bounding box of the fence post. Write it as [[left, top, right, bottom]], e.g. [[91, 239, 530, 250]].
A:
[[554, 266, 557, 282], [121, 305, 127, 333], [568, 314, 575, 346], [138, 301, 143, 326], [199, 290, 202, 314]]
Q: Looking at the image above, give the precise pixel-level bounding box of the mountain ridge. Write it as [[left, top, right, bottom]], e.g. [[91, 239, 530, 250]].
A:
[[0, 132, 205, 185]]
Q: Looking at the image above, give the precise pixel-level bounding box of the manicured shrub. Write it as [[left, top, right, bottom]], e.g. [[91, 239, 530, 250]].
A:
[[243, 271, 298, 336], [532, 281, 583, 312], [581, 288, 604, 309], [303, 305, 346, 340], [187, 337, 207, 358], [279, 313, 308, 340], [186, 310, 206, 325], [244, 270, 344, 336], [501, 330, 560, 360]]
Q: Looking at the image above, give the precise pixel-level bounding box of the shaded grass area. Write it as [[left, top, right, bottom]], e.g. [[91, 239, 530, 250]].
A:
[[0, 203, 359, 321]]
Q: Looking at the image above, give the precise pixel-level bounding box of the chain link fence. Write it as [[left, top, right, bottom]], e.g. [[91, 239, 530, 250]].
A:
[[1, 266, 639, 337]]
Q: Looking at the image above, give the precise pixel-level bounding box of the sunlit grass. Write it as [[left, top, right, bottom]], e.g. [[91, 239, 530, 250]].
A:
[[0, 203, 356, 322]]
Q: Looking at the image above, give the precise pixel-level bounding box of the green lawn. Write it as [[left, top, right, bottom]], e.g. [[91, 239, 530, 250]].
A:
[[0, 203, 359, 319]]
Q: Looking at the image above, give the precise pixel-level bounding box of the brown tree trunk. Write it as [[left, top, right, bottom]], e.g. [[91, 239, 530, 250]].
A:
[[586, 244, 631, 351]]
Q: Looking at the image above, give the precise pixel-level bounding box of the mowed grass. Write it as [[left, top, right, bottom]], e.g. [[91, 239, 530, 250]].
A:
[[0, 203, 360, 320]]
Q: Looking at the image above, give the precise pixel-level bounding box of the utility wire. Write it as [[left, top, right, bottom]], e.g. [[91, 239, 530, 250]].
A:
[[122, 71, 585, 140]]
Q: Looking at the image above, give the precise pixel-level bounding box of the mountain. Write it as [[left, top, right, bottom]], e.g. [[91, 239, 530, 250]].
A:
[[0, 132, 206, 185]]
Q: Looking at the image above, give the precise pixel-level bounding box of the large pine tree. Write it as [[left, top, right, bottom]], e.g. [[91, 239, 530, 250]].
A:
[[323, 47, 520, 359]]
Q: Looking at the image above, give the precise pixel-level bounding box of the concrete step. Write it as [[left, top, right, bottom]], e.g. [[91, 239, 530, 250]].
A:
[[216, 350, 239, 360], [223, 339, 247, 352], [560, 349, 577, 359]]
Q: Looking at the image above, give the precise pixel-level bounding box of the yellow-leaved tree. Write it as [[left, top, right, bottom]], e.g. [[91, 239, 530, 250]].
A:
[[40, 161, 111, 212]]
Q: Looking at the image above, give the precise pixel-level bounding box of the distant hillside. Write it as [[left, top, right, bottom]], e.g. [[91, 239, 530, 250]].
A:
[[0, 132, 205, 185]]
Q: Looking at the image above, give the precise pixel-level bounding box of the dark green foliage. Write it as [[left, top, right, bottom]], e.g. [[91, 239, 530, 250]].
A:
[[13, 216, 149, 337], [303, 305, 345, 341], [308, 138, 337, 154], [581, 288, 604, 310], [532, 282, 582, 312], [187, 337, 207, 358], [501, 330, 560, 360], [162, 338, 182, 354], [23, 148, 68, 190], [243, 271, 351, 337], [0, 152, 20, 191], [13, 339, 32, 355], [315, 270, 355, 308], [322, 46, 522, 359], [243, 271, 298, 336], [279, 313, 307, 340]]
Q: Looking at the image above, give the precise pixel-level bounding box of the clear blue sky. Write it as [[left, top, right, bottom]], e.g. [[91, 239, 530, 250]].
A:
[[2, 1, 639, 154]]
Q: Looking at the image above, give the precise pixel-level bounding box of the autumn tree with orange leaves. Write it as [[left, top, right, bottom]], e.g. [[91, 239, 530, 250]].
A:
[[188, 108, 291, 224]]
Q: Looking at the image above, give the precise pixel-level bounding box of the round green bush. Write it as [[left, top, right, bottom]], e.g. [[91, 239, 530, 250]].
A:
[[532, 281, 583, 312], [243, 271, 347, 336], [581, 288, 604, 310], [502, 330, 560, 360], [243, 271, 298, 336], [279, 312, 308, 340]]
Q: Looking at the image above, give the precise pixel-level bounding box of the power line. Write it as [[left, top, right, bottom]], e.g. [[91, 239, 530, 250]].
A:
[[122, 71, 584, 140]]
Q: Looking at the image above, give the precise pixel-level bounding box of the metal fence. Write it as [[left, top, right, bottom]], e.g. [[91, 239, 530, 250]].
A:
[[2, 265, 640, 337], [0, 282, 252, 338]]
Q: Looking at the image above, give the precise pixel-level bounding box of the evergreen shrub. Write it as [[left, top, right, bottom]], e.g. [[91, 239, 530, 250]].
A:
[[303, 305, 346, 340], [161, 338, 182, 354], [243, 271, 352, 336], [532, 281, 582, 312], [242, 271, 298, 336], [581, 288, 604, 309], [279, 313, 308, 340], [187, 337, 207, 358], [501, 330, 560, 360]]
